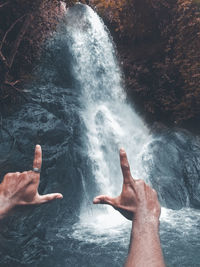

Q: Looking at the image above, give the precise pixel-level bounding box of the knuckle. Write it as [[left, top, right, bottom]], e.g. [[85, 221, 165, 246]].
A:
[[34, 158, 38, 163], [19, 173, 26, 179], [120, 150, 126, 156], [145, 184, 151, 190], [20, 171, 29, 179], [122, 163, 129, 170], [5, 173, 12, 178], [102, 196, 106, 202], [136, 179, 145, 186]]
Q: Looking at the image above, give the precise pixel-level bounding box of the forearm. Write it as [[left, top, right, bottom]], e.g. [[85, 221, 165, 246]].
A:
[[125, 220, 165, 267]]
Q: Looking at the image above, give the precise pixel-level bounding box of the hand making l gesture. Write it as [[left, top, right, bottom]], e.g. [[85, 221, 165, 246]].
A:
[[93, 148, 161, 226], [0, 145, 63, 218], [93, 149, 165, 267]]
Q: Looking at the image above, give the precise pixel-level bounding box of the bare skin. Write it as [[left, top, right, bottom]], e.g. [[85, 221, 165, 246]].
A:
[[93, 148, 165, 267], [0, 145, 63, 219]]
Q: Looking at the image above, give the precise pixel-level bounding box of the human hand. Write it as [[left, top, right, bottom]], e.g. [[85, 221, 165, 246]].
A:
[[0, 145, 63, 219], [93, 149, 160, 227]]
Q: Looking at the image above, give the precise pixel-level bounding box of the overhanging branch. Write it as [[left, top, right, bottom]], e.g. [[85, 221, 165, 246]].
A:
[[8, 14, 33, 69], [0, 14, 26, 51], [0, 1, 10, 9]]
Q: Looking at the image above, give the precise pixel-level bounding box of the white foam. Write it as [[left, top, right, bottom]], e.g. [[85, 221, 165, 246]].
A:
[[64, 4, 152, 231]]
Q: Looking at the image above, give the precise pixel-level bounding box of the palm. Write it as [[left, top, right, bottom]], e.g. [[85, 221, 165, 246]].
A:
[[0, 145, 63, 210], [93, 149, 137, 221]]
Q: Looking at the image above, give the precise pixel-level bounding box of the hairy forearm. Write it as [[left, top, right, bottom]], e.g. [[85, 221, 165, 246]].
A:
[[125, 220, 165, 267]]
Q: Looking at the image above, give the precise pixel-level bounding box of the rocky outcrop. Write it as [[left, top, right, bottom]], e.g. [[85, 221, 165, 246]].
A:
[[0, 0, 69, 107]]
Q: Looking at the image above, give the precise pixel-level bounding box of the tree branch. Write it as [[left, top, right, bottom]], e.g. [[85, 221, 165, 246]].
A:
[[0, 1, 10, 8], [0, 51, 9, 69], [4, 81, 28, 100], [0, 51, 9, 84], [0, 14, 26, 51], [8, 14, 33, 69]]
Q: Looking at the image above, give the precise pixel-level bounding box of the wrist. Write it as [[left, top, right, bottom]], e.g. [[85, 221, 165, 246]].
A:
[[0, 186, 13, 219], [132, 215, 160, 235]]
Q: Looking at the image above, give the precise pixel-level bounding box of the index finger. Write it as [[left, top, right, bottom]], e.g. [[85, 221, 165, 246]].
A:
[[33, 144, 42, 170], [120, 148, 133, 184]]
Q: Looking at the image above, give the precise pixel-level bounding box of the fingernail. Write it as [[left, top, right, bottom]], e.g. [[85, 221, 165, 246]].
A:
[[120, 148, 125, 153], [36, 144, 40, 148], [57, 194, 63, 199], [93, 198, 100, 204]]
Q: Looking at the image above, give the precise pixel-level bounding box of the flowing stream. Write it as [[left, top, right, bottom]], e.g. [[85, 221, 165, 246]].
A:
[[0, 3, 200, 267]]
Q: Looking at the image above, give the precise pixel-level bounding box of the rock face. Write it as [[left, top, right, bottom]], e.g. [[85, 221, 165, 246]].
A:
[[90, 0, 200, 131], [0, 0, 68, 106], [1, 0, 200, 132]]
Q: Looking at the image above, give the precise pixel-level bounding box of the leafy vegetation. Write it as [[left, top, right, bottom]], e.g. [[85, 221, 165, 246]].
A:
[[91, 0, 200, 130]]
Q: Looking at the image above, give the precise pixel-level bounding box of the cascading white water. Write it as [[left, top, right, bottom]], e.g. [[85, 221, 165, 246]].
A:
[[63, 4, 152, 231], [63, 5, 200, 249], [65, 3, 151, 198]]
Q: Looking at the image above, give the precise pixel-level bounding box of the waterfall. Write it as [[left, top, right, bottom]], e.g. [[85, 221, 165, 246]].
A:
[[1, 3, 200, 266], [63, 4, 152, 227], [65, 3, 151, 195], [61, 4, 200, 235]]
